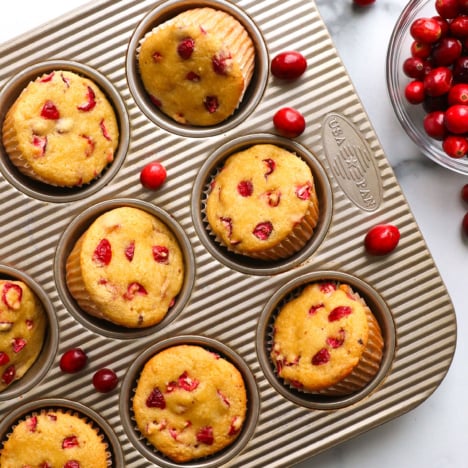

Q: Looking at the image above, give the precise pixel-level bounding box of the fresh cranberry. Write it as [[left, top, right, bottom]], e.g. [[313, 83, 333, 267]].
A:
[[271, 51, 307, 80], [444, 104, 468, 133], [462, 212, 468, 235], [423, 110, 447, 140], [353, 0, 375, 5], [450, 15, 468, 37], [140, 161, 167, 190], [403, 56, 429, 79], [461, 183, 468, 203], [364, 224, 400, 255], [60, 348, 87, 373], [453, 56, 468, 82], [448, 83, 468, 105], [405, 80, 425, 104], [273, 107, 306, 138], [424, 67, 453, 96], [410, 17, 443, 43], [432, 37, 462, 66], [432, 15, 450, 37], [435, 0, 459, 19], [460, 0, 468, 14], [92, 368, 118, 393], [410, 41, 432, 59], [442, 134, 468, 157]]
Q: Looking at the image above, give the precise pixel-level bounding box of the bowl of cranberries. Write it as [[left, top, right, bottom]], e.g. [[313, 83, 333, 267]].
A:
[[387, 0, 468, 174]]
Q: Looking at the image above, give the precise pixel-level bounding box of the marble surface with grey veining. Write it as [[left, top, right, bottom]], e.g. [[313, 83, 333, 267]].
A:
[[1, 2, 467, 467]]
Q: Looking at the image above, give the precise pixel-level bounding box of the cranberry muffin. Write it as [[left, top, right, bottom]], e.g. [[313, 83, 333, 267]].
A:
[[0, 280, 47, 392], [270, 281, 384, 395], [133, 344, 247, 462], [0, 409, 109, 466], [206, 144, 319, 260], [138, 7, 255, 126], [2, 70, 119, 187], [65, 206, 184, 328]]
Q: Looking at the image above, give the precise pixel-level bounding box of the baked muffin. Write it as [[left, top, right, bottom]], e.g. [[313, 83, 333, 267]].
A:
[[138, 7, 255, 126], [0, 409, 109, 466], [270, 281, 384, 395], [2, 70, 119, 187], [66, 206, 184, 328], [0, 280, 47, 392], [205, 144, 319, 260], [133, 344, 247, 463]]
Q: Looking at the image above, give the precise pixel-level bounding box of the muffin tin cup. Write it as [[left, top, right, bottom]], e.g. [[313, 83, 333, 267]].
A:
[[256, 271, 396, 410], [126, 0, 269, 138], [0, 398, 124, 466], [54, 198, 195, 340], [0, 60, 130, 202], [0, 265, 58, 402], [191, 133, 333, 275], [120, 334, 260, 468]]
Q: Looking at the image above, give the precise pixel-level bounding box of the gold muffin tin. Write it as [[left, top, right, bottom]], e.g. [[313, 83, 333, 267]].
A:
[[0, 0, 456, 466]]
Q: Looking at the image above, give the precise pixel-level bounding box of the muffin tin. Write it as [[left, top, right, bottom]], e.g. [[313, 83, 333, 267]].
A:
[[0, 0, 457, 467]]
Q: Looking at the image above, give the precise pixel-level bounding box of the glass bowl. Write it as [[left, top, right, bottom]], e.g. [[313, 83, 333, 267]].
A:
[[386, 0, 468, 175]]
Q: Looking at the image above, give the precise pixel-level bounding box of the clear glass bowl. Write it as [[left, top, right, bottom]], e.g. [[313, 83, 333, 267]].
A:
[[386, 0, 468, 175]]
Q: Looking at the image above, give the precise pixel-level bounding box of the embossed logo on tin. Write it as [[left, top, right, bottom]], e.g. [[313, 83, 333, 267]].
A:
[[322, 113, 382, 212]]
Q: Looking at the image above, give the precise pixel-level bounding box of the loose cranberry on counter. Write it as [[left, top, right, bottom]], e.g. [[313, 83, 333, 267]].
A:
[[460, 183, 468, 202], [273, 107, 306, 138], [364, 224, 401, 255], [92, 368, 118, 393], [59, 348, 88, 373], [271, 51, 307, 80], [353, 0, 376, 6], [462, 212, 468, 235], [140, 161, 167, 190]]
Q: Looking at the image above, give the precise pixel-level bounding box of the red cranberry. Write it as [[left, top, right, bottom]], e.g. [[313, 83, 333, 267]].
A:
[[92, 368, 118, 393], [442, 134, 468, 157], [410, 17, 443, 43], [271, 51, 307, 80], [405, 80, 425, 104], [92, 239, 112, 266], [432, 37, 462, 66], [444, 104, 468, 133], [410, 41, 432, 59], [423, 111, 447, 140], [450, 14, 468, 37], [140, 161, 167, 190], [364, 224, 400, 255], [462, 212, 468, 235], [273, 107, 306, 138], [60, 348, 87, 373], [353, 0, 375, 5], [423, 66, 453, 96], [453, 56, 468, 82], [461, 183, 468, 202], [435, 0, 460, 19], [403, 56, 429, 79]]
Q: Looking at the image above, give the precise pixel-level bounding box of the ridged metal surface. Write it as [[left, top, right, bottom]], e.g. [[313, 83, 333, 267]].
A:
[[0, 1, 456, 467]]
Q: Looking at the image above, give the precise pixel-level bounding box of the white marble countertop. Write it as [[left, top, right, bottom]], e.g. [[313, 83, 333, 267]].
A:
[[0, 1, 466, 467]]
